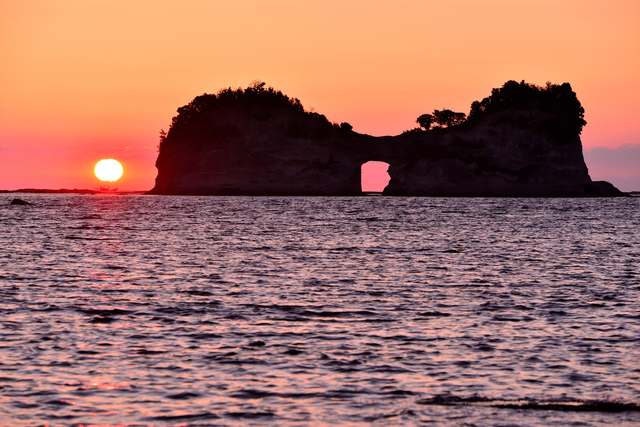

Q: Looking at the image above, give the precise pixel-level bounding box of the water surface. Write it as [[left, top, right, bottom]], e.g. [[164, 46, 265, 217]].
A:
[[1, 195, 639, 426]]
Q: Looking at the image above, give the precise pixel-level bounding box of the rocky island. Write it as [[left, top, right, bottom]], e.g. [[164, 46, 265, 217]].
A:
[[149, 80, 623, 196]]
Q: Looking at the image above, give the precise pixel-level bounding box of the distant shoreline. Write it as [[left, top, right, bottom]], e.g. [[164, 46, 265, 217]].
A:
[[0, 189, 147, 195], [2, 189, 637, 196]]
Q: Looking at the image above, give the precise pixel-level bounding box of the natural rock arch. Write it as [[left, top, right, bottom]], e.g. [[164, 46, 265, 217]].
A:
[[149, 81, 624, 197], [361, 161, 391, 193]]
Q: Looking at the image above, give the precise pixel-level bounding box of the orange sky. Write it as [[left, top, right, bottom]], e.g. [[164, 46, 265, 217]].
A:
[[1, 0, 639, 191]]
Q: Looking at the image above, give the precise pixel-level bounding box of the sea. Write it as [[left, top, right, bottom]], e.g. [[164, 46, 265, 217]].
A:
[[1, 194, 639, 426]]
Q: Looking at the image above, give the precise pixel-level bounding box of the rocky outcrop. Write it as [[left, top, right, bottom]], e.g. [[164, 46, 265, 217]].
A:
[[149, 81, 624, 196], [151, 103, 370, 195], [10, 198, 33, 205]]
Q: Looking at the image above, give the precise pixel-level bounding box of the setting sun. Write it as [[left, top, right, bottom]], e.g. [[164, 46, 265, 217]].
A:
[[94, 159, 123, 182]]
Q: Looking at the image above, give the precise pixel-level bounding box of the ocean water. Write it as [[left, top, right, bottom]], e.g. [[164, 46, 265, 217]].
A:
[[1, 194, 639, 426]]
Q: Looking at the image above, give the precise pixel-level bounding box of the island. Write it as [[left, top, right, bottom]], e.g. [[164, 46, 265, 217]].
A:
[[148, 80, 624, 196]]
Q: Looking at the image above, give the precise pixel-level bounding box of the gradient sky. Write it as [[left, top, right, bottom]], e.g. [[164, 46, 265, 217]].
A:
[[2, 0, 639, 191]]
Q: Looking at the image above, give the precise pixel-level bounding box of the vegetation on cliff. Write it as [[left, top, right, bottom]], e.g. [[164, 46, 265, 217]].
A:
[[413, 80, 586, 140], [467, 80, 586, 138], [161, 79, 585, 153], [158, 81, 352, 152], [417, 109, 467, 130]]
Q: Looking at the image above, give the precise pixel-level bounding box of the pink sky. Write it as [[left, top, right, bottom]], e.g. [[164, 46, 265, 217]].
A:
[[1, 0, 639, 191]]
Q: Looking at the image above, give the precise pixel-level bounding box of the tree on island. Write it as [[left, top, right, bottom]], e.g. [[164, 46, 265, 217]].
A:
[[340, 122, 353, 132], [416, 114, 433, 130], [433, 109, 466, 128], [416, 109, 466, 130]]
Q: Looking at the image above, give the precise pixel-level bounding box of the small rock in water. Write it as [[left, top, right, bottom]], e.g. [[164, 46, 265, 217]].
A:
[[10, 198, 32, 205]]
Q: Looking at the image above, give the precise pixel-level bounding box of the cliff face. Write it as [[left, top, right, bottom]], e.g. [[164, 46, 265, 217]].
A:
[[382, 111, 591, 196], [152, 104, 370, 195], [149, 82, 623, 196]]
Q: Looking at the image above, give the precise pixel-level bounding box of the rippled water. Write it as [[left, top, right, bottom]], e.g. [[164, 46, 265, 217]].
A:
[[1, 194, 639, 426]]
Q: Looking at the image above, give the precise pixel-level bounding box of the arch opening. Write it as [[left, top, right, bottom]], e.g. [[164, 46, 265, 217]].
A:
[[361, 161, 391, 194]]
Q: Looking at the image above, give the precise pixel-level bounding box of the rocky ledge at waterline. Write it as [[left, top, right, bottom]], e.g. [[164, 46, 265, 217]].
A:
[[149, 81, 624, 196]]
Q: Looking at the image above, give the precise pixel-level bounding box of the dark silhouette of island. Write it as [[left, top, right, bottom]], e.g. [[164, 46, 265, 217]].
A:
[[149, 80, 624, 196]]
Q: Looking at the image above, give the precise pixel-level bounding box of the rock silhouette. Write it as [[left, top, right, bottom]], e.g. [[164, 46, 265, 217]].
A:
[[149, 81, 624, 196], [10, 198, 33, 205]]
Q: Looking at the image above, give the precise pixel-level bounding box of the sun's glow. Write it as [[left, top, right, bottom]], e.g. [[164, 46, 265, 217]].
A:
[[94, 159, 123, 182]]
